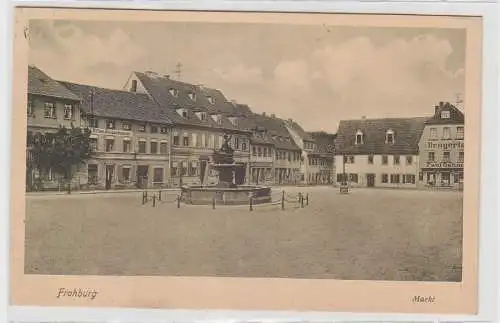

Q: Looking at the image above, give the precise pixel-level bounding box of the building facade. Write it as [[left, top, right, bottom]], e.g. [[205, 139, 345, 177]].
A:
[[417, 102, 464, 189], [334, 117, 426, 188], [307, 132, 336, 185], [26, 66, 83, 191]]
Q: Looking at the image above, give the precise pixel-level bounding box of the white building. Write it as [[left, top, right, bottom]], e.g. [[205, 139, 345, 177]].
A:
[[334, 116, 427, 188]]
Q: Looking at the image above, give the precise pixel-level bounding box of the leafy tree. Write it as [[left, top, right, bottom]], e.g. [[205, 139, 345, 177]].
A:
[[28, 124, 93, 193]]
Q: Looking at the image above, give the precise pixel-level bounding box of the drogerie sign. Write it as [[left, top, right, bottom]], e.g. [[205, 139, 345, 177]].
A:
[[425, 161, 464, 168]]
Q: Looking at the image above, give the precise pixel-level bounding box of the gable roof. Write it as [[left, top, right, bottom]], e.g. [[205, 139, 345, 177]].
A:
[[426, 102, 465, 125], [59, 81, 172, 124], [285, 119, 314, 141], [252, 114, 301, 150], [28, 66, 81, 101], [335, 117, 428, 155], [133, 71, 246, 132]]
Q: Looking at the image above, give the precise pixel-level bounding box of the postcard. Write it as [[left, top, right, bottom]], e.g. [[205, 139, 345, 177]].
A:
[[10, 7, 482, 314]]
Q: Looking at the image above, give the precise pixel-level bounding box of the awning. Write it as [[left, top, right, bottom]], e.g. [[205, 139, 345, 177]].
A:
[[123, 137, 131, 141], [160, 140, 168, 143], [122, 165, 131, 169], [105, 135, 114, 140], [138, 138, 146, 142]]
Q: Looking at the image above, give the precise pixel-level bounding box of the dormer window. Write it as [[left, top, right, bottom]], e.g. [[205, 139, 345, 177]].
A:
[[385, 129, 395, 144], [441, 110, 450, 119], [177, 108, 188, 118], [211, 114, 222, 125], [169, 88, 178, 97], [188, 92, 196, 101], [106, 120, 115, 129], [228, 117, 238, 126], [207, 96, 215, 104], [195, 111, 207, 121], [355, 130, 364, 145]]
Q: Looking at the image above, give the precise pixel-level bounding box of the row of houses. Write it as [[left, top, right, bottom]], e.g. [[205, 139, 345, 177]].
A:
[[26, 66, 335, 191], [26, 65, 464, 192]]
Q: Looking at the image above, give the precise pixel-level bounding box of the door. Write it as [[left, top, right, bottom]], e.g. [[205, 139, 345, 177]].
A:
[[136, 165, 149, 189], [441, 172, 450, 187], [366, 174, 375, 187], [199, 160, 207, 184], [105, 165, 114, 190]]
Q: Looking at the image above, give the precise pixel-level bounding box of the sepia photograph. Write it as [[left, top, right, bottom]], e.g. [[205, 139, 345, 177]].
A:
[[10, 8, 482, 314]]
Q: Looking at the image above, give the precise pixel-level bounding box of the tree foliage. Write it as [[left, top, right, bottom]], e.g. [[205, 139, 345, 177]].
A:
[[27, 124, 94, 190]]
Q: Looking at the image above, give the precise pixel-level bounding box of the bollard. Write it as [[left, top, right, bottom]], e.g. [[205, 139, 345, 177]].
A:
[[300, 193, 304, 208], [177, 195, 181, 208], [306, 193, 309, 206], [281, 190, 285, 211], [152, 194, 156, 207], [249, 197, 253, 211], [142, 191, 147, 205], [212, 196, 216, 210], [158, 190, 162, 201]]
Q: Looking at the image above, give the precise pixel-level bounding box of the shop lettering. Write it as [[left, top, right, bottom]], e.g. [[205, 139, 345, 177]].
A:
[[92, 128, 132, 136], [426, 141, 464, 150], [425, 162, 463, 168]]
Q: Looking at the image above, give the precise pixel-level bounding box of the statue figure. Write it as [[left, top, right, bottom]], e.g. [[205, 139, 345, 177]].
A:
[[220, 134, 234, 154]]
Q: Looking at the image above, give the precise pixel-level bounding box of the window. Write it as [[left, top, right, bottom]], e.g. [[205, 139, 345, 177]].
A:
[[428, 151, 435, 161], [367, 155, 374, 164], [171, 163, 178, 176], [189, 161, 197, 176], [138, 141, 146, 153], [203, 134, 208, 147], [443, 151, 451, 161], [241, 139, 247, 151], [457, 126, 464, 139], [105, 139, 114, 152], [88, 118, 98, 128], [355, 130, 363, 145], [90, 138, 98, 151], [443, 127, 451, 139], [181, 162, 187, 176], [390, 174, 400, 184], [153, 168, 164, 183], [207, 97, 215, 104], [182, 134, 189, 146], [160, 142, 168, 154], [138, 124, 146, 132], [235, 137, 240, 150], [150, 126, 158, 133], [441, 110, 450, 119], [263, 147, 267, 157], [121, 167, 131, 182], [122, 140, 131, 153], [382, 155, 388, 165], [64, 104, 73, 120], [130, 80, 137, 92], [430, 127, 437, 139], [455, 171, 463, 183], [458, 151, 464, 162], [252, 147, 257, 156], [406, 156, 413, 165], [160, 127, 168, 133], [402, 174, 416, 184], [173, 133, 180, 146], [348, 155, 355, 164], [393, 155, 400, 165], [44, 103, 56, 119], [150, 142, 158, 154], [349, 173, 358, 183], [122, 122, 131, 130], [106, 120, 115, 129], [419, 172, 424, 181], [188, 92, 196, 101], [27, 100, 33, 116], [258, 147, 262, 157], [87, 164, 98, 185], [386, 130, 395, 144], [169, 88, 178, 97], [382, 174, 388, 183]]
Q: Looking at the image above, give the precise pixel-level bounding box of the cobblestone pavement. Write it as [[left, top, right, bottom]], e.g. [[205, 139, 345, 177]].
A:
[[24, 186, 463, 281]]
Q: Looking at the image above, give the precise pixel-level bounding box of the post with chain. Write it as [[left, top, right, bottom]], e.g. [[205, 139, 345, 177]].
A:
[[281, 190, 285, 211]]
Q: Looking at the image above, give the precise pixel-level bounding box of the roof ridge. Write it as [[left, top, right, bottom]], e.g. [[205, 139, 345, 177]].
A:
[[58, 80, 147, 95]]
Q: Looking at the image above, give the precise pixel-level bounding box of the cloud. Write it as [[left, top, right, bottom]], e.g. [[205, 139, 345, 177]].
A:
[[29, 21, 145, 88], [212, 64, 263, 84]]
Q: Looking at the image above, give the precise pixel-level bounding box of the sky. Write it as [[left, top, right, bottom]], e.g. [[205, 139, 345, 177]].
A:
[[28, 19, 466, 133]]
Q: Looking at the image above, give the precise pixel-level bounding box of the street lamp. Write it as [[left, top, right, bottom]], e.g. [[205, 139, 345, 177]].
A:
[[340, 153, 349, 194]]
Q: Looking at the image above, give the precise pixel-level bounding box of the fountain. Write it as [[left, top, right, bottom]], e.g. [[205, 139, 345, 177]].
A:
[[180, 134, 272, 205]]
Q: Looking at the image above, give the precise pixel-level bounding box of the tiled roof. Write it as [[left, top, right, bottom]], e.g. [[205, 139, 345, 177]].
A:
[[426, 102, 465, 125], [133, 72, 246, 133], [28, 65, 81, 101], [285, 119, 314, 141], [59, 81, 172, 124], [252, 114, 301, 151], [309, 131, 336, 156], [335, 117, 428, 155]]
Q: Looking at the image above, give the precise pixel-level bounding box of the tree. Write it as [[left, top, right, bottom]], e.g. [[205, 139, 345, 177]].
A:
[[28, 124, 94, 193]]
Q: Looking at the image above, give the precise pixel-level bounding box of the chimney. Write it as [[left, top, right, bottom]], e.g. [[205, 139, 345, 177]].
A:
[[434, 105, 440, 114], [271, 114, 276, 118], [439, 101, 444, 107]]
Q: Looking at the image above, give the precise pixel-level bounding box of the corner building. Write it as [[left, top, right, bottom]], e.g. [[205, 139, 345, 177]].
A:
[[417, 102, 464, 189]]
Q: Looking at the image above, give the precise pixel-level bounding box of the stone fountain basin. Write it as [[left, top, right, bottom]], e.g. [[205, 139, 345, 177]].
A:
[[180, 185, 272, 205]]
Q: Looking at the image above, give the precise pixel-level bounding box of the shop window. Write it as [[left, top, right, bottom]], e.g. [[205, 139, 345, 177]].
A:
[[153, 168, 164, 183], [121, 167, 131, 182], [87, 164, 98, 185]]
